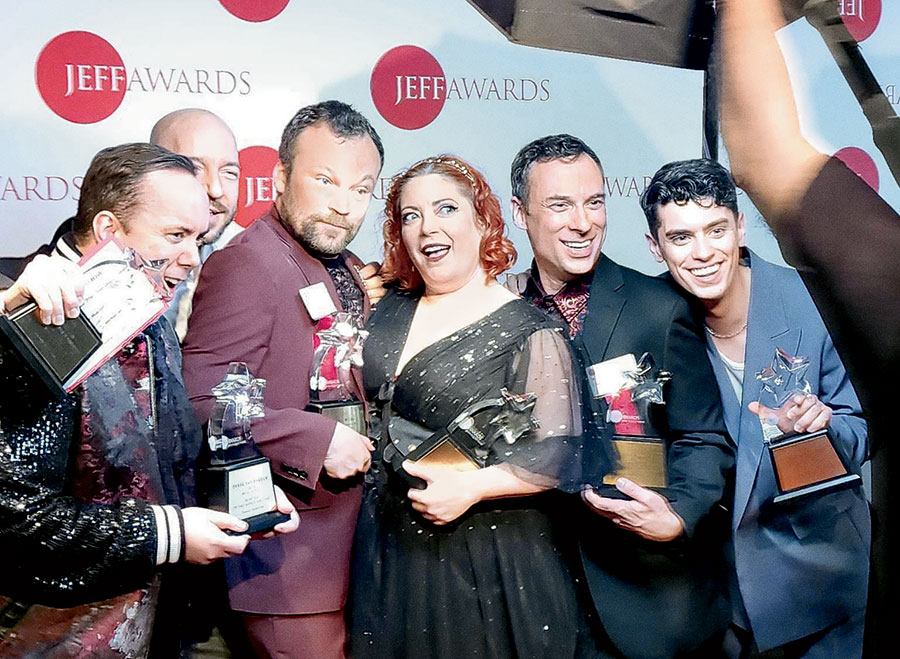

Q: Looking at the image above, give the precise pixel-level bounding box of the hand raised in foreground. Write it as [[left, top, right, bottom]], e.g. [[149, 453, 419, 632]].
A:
[[1, 255, 85, 324], [323, 422, 374, 479], [582, 477, 684, 542]]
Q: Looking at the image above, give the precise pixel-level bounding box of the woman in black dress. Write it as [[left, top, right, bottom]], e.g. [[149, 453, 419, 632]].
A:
[[350, 156, 602, 658]]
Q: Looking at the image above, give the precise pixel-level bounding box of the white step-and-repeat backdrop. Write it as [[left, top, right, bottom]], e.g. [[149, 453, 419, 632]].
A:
[[1, 0, 897, 275]]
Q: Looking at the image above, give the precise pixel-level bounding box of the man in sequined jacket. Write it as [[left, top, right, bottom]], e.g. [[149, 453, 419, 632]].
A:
[[0, 143, 297, 657]]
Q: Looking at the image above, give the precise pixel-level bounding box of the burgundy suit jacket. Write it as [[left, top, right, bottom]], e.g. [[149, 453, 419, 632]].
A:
[[182, 206, 368, 615]]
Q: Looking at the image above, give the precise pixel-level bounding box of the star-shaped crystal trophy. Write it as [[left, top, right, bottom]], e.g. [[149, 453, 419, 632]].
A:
[[199, 362, 290, 534], [388, 388, 542, 489], [754, 348, 860, 503], [586, 352, 670, 493], [306, 312, 368, 435]]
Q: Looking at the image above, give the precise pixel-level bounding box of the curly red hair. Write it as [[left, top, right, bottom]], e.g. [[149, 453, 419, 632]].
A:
[[381, 155, 517, 290]]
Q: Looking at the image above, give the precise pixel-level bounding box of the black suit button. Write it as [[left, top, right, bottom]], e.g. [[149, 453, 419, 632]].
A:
[[281, 463, 307, 479]]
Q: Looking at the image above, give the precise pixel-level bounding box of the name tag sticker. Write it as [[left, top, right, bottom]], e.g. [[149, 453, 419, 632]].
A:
[[586, 353, 638, 398], [298, 282, 337, 320]]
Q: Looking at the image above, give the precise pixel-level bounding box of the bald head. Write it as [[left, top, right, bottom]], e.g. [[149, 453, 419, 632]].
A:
[[150, 109, 240, 245]]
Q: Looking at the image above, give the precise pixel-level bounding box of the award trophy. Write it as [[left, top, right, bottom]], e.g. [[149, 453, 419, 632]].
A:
[[755, 348, 861, 504], [0, 239, 169, 398], [587, 353, 670, 493], [199, 362, 290, 534], [306, 312, 368, 435], [385, 388, 541, 489]]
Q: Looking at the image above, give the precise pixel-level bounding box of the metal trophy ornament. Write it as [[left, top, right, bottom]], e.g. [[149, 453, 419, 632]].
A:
[[306, 312, 368, 435], [384, 388, 541, 489], [200, 362, 290, 534], [755, 348, 861, 504], [586, 352, 670, 492]]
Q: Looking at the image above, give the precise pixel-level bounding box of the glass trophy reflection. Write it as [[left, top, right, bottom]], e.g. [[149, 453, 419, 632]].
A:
[[200, 362, 290, 533], [755, 348, 861, 503], [587, 352, 670, 492], [306, 312, 368, 435]]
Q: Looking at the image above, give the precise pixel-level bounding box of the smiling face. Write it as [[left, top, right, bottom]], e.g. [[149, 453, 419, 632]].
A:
[[116, 169, 210, 289], [647, 199, 746, 304], [512, 153, 606, 294], [152, 111, 240, 246], [398, 173, 484, 295], [274, 122, 381, 257]]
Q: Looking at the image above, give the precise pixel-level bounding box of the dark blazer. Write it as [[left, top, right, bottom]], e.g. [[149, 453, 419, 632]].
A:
[[182, 207, 369, 615], [575, 255, 735, 659], [706, 250, 868, 652]]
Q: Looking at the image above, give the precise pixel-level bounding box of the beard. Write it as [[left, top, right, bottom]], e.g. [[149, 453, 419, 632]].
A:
[[279, 194, 361, 257], [202, 198, 237, 245], [294, 214, 360, 256]]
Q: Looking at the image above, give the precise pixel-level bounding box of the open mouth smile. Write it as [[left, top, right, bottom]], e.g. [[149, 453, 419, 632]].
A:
[[421, 244, 450, 261], [689, 263, 721, 277]]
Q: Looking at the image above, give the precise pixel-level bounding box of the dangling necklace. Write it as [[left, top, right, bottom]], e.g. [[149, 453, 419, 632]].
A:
[[705, 322, 748, 340]]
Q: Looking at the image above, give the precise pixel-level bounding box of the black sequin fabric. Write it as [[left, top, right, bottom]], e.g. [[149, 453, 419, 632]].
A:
[[323, 257, 364, 326], [0, 315, 202, 657]]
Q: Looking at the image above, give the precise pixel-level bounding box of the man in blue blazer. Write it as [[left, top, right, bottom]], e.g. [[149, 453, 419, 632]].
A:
[[643, 158, 869, 658]]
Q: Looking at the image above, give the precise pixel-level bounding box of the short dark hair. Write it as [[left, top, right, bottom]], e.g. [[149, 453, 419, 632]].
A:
[[74, 143, 196, 242], [510, 133, 603, 205], [640, 158, 739, 238], [278, 100, 384, 173]]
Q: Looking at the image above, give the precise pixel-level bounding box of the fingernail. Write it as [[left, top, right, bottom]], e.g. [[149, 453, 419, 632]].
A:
[[53, 313, 64, 325]]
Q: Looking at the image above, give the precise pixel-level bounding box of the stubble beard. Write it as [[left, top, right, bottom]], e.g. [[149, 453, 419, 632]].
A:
[[281, 204, 360, 257]]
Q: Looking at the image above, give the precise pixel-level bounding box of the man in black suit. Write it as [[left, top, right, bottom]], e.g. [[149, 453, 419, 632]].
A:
[[509, 134, 735, 658]]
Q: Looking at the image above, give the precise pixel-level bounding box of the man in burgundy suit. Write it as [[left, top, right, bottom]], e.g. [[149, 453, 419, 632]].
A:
[[182, 100, 384, 658]]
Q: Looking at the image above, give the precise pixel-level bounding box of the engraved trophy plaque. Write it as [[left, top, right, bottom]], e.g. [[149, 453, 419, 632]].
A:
[[755, 348, 861, 504], [199, 362, 290, 534], [306, 312, 368, 435]]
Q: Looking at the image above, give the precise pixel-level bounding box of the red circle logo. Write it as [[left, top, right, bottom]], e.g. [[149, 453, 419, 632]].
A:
[[371, 45, 446, 130], [834, 146, 879, 191], [839, 0, 881, 42], [35, 31, 126, 124], [219, 0, 290, 22], [236, 146, 279, 227]]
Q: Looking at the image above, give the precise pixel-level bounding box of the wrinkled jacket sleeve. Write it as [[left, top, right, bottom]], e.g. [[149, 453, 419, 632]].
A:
[[0, 347, 158, 607], [661, 295, 736, 536]]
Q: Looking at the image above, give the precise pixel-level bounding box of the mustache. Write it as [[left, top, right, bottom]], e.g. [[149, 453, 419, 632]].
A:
[[209, 199, 231, 215], [311, 213, 353, 230]]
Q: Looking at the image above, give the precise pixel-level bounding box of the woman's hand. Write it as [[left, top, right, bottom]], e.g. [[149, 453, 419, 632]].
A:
[[403, 461, 480, 525]]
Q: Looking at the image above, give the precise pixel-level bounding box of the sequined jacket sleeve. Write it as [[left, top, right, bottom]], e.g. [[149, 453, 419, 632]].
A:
[[0, 350, 159, 607]]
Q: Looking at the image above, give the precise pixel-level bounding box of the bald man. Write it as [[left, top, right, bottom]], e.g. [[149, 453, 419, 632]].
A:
[[150, 109, 243, 339]]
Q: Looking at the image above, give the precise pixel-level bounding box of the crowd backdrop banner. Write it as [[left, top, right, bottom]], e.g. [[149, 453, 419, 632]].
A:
[[1, 0, 897, 276]]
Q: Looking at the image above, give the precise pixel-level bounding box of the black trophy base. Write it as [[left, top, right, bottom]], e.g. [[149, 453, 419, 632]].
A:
[[0, 302, 101, 397], [241, 509, 292, 535], [595, 435, 669, 500], [307, 399, 367, 435], [769, 429, 862, 504], [200, 455, 285, 533]]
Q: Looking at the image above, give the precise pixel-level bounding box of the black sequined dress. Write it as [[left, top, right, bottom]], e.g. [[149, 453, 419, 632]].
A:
[[350, 289, 594, 659]]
